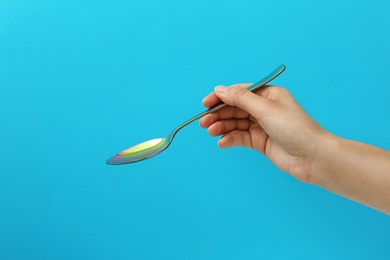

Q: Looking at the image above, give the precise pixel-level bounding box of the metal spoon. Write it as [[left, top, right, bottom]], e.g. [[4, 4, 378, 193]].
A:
[[106, 64, 286, 165]]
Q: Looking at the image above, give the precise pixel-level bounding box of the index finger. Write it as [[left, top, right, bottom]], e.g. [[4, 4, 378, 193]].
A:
[[202, 83, 252, 108], [202, 85, 223, 108]]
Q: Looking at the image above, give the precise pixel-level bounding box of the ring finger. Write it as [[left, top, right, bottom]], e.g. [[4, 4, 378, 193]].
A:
[[208, 119, 252, 137]]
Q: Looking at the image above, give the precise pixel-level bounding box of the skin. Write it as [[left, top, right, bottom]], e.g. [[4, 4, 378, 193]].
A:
[[200, 84, 390, 215]]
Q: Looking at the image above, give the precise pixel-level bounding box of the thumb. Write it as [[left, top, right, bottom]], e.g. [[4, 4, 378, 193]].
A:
[[214, 85, 270, 119]]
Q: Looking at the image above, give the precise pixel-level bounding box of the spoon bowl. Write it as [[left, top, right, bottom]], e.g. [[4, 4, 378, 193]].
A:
[[106, 64, 286, 165], [106, 137, 171, 165]]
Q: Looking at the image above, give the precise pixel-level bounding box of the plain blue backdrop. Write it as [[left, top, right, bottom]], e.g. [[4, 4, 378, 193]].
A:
[[1, 0, 390, 259]]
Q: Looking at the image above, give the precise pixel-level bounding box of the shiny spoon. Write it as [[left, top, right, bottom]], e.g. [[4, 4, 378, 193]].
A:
[[106, 64, 286, 165]]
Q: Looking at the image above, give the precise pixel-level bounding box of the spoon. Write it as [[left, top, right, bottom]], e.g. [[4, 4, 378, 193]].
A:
[[106, 64, 286, 165]]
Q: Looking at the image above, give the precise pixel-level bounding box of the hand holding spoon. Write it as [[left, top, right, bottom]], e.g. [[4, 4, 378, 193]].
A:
[[106, 64, 286, 165]]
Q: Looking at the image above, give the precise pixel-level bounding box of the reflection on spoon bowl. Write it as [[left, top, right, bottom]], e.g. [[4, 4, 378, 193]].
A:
[[106, 137, 172, 165]]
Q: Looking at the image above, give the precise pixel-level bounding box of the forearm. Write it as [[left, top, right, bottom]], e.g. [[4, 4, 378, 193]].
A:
[[311, 134, 390, 215]]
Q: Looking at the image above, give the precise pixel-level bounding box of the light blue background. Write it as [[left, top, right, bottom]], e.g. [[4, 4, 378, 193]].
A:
[[1, 0, 390, 259]]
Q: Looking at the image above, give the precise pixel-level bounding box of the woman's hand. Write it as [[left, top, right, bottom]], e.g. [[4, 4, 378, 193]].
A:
[[200, 84, 329, 183]]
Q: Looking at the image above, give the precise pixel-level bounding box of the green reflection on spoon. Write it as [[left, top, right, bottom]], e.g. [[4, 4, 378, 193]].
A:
[[118, 138, 163, 156]]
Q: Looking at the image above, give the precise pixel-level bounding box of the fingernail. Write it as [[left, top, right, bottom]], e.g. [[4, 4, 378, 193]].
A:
[[215, 86, 226, 93]]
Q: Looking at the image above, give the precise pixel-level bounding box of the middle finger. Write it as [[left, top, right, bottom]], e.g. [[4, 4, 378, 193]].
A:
[[200, 106, 249, 128]]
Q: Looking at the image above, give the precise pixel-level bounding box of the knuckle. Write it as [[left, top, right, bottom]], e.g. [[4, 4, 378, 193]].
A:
[[275, 86, 290, 96], [267, 86, 291, 100]]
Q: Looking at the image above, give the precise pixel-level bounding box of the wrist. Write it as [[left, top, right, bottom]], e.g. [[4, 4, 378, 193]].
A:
[[308, 131, 342, 186]]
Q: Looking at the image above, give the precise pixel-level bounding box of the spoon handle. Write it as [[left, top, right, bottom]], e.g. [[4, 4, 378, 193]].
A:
[[172, 64, 286, 136]]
